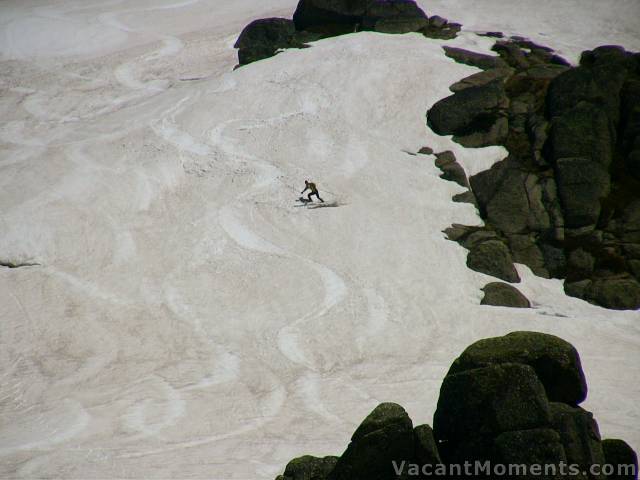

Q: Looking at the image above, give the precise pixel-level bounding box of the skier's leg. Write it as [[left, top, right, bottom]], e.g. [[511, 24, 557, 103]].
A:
[[307, 192, 313, 202]]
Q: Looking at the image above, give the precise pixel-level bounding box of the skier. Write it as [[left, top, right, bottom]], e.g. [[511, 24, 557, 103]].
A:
[[300, 180, 324, 202]]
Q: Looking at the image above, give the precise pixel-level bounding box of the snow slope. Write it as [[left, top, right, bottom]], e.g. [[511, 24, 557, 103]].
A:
[[1, 1, 639, 478]]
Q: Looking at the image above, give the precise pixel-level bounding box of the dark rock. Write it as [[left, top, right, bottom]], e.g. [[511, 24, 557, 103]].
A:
[[620, 200, 640, 243], [292, 0, 370, 33], [492, 40, 531, 70], [234, 18, 306, 66], [434, 363, 551, 444], [470, 161, 553, 235], [420, 17, 461, 40], [364, 0, 428, 33], [479, 31, 504, 38], [549, 403, 606, 480], [427, 80, 508, 147], [481, 282, 531, 308], [463, 230, 499, 248], [630, 259, 640, 280], [583, 277, 640, 310], [452, 190, 477, 206], [443, 223, 473, 242], [540, 242, 567, 278], [447, 331, 588, 405], [434, 151, 469, 187], [567, 248, 596, 278], [546, 67, 605, 119], [493, 428, 567, 480], [293, 0, 428, 35], [277, 455, 339, 480], [549, 103, 613, 168], [414, 424, 441, 465], [554, 157, 610, 229], [417, 146, 433, 155], [466, 239, 521, 283], [442, 46, 508, 70], [450, 68, 514, 93], [601, 439, 639, 480], [428, 15, 447, 28], [508, 234, 549, 277], [329, 403, 414, 480], [564, 279, 593, 300]]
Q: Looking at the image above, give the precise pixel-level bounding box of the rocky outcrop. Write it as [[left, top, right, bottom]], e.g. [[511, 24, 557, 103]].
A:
[[430, 40, 640, 310], [273, 332, 637, 479], [467, 239, 521, 283], [234, 18, 311, 66], [447, 332, 587, 405], [481, 282, 531, 308], [329, 403, 414, 480], [427, 79, 509, 147], [276, 456, 339, 480], [235, 0, 460, 66], [550, 403, 607, 480], [602, 439, 639, 480]]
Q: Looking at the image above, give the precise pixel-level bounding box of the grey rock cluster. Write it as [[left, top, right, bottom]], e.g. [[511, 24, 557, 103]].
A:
[[275, 332, 638, 480], [429, 40, 640, 310], [234, 0, 460, 66]]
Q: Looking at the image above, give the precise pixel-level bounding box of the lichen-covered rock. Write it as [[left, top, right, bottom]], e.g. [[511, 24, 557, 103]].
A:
[[447, 331, 588, 405], [466, 239, 521, 283], [442, 46, 508, 70], [363, 0, 428, 33], [470, 162, 547, 235], [414, 424, 441, 466], [292, 0, 370, 33], [434, 151, 469, 188], [434, 363, 551, 444], [329, 403, 414, 480], [421, 17, 461, 40], [293, 0, 428, 35], [427, 80, 508, 147], [449, 67, 514, 92], [601, 439, 639, 480], [582, 277, 640, 311], [276, 455, 339, 480], [549, 403, 606, 480], [493, 428, 568, 479], [234, 18, 307, 66], [434, 40, 640, 310], [481, 282, 531, 308]]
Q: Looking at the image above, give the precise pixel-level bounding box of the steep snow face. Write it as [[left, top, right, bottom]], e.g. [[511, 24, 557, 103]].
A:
[[0, 1, 639, 478]]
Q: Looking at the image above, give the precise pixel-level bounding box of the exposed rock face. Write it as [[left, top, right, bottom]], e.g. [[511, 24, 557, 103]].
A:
[[433, 332, 612, 477], [550, 403, 607, 480], [447, 331, 588, 405], [274, 333, 637, 480], [466, 239, 521, 283], [293, 0, 429, 35], [236, 0, 459, 65], [602, 439, 639, 480], [442, 46, 508, 70], [430, 40, 640, 310], [292, 0, 370, 33], [434, 151, 468, 187], [413, 424, 441, 466], [234, 18, 309, 66], [434, 363, 551, 446], [427, 79, 509, 147], [276, 456, 339, 480], [481, 282, 531, 308], [328, 403, 414, 480]]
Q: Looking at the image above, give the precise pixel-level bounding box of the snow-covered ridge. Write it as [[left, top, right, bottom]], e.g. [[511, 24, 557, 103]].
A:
[[1, 1, 639, 478]]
